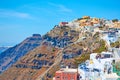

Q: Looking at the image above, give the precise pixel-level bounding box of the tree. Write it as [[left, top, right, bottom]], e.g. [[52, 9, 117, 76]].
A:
[[112, 19, 118, 22]]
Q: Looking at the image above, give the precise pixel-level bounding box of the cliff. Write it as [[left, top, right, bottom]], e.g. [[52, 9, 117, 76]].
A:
[[0, 34, 42, 73], [0, 16, 120, 80]]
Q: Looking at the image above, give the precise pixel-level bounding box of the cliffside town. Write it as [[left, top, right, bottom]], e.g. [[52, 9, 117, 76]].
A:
[[0, 16, 120, 80]]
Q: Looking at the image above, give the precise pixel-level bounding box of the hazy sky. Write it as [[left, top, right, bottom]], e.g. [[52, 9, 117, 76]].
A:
[[0, 0, 120, 46]]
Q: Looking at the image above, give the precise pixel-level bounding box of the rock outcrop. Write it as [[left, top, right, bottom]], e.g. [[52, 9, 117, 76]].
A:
[[0, 34, 42, 73]]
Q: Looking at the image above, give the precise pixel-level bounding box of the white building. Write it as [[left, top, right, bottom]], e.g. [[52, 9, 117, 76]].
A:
[[78, 52, 119, 80]]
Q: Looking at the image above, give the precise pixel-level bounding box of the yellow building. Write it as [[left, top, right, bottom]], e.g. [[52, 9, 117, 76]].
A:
[[91, 18, 100, 24], [82, 16, 90, 19], [114, 22, 120, 28]]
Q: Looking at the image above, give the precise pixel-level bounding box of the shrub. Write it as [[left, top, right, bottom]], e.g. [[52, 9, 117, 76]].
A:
[[112, 19, 118, 22], [110, 41, 120, 48], [93, 40, 107, 53], [74, 53, 90, 66]]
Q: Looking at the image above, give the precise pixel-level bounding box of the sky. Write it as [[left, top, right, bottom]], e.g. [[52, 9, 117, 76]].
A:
[[0, 0, 120, 46]]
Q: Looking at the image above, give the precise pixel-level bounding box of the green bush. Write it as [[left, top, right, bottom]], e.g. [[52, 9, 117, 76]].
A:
[[93, 40, 107, 53], [112, 19, 118, 22], [113, 62, 120, 76], [74, 53, 90, 66], [110, 41, 120, 47]]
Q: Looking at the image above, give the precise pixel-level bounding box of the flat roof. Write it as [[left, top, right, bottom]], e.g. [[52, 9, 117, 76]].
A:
[[105, 73, 119, 79], [101, 52, 112, 54], [56, 68, 77, 73]]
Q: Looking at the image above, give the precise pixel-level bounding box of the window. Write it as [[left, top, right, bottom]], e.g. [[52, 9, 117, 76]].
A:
[[56, 76, 60, 78]]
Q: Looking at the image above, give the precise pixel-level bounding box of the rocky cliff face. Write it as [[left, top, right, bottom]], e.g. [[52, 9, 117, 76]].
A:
[[0, 46, 10, 54], [0, 42, 60, 80], [0, 16, 119, 80], [43, 26, 79, 48], [0, 25, 80, 80], [0, 34, 42, 74]]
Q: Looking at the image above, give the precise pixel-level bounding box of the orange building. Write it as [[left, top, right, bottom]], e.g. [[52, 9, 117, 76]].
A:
[[54, 67, 77, 80]]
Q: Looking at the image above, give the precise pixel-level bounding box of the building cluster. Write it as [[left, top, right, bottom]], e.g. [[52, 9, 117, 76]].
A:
[[53, 51, 119, 80], [52, 16, 120, 80], [58, 16, 100, 31], [101, 28, 120, 45], [58, 16, 120, 31], [57, 16, 120, 49], [78, 52, 116, 80]]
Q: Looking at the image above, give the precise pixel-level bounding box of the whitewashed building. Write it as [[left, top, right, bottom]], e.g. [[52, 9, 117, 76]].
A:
[[78, 52, 119, 80]]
